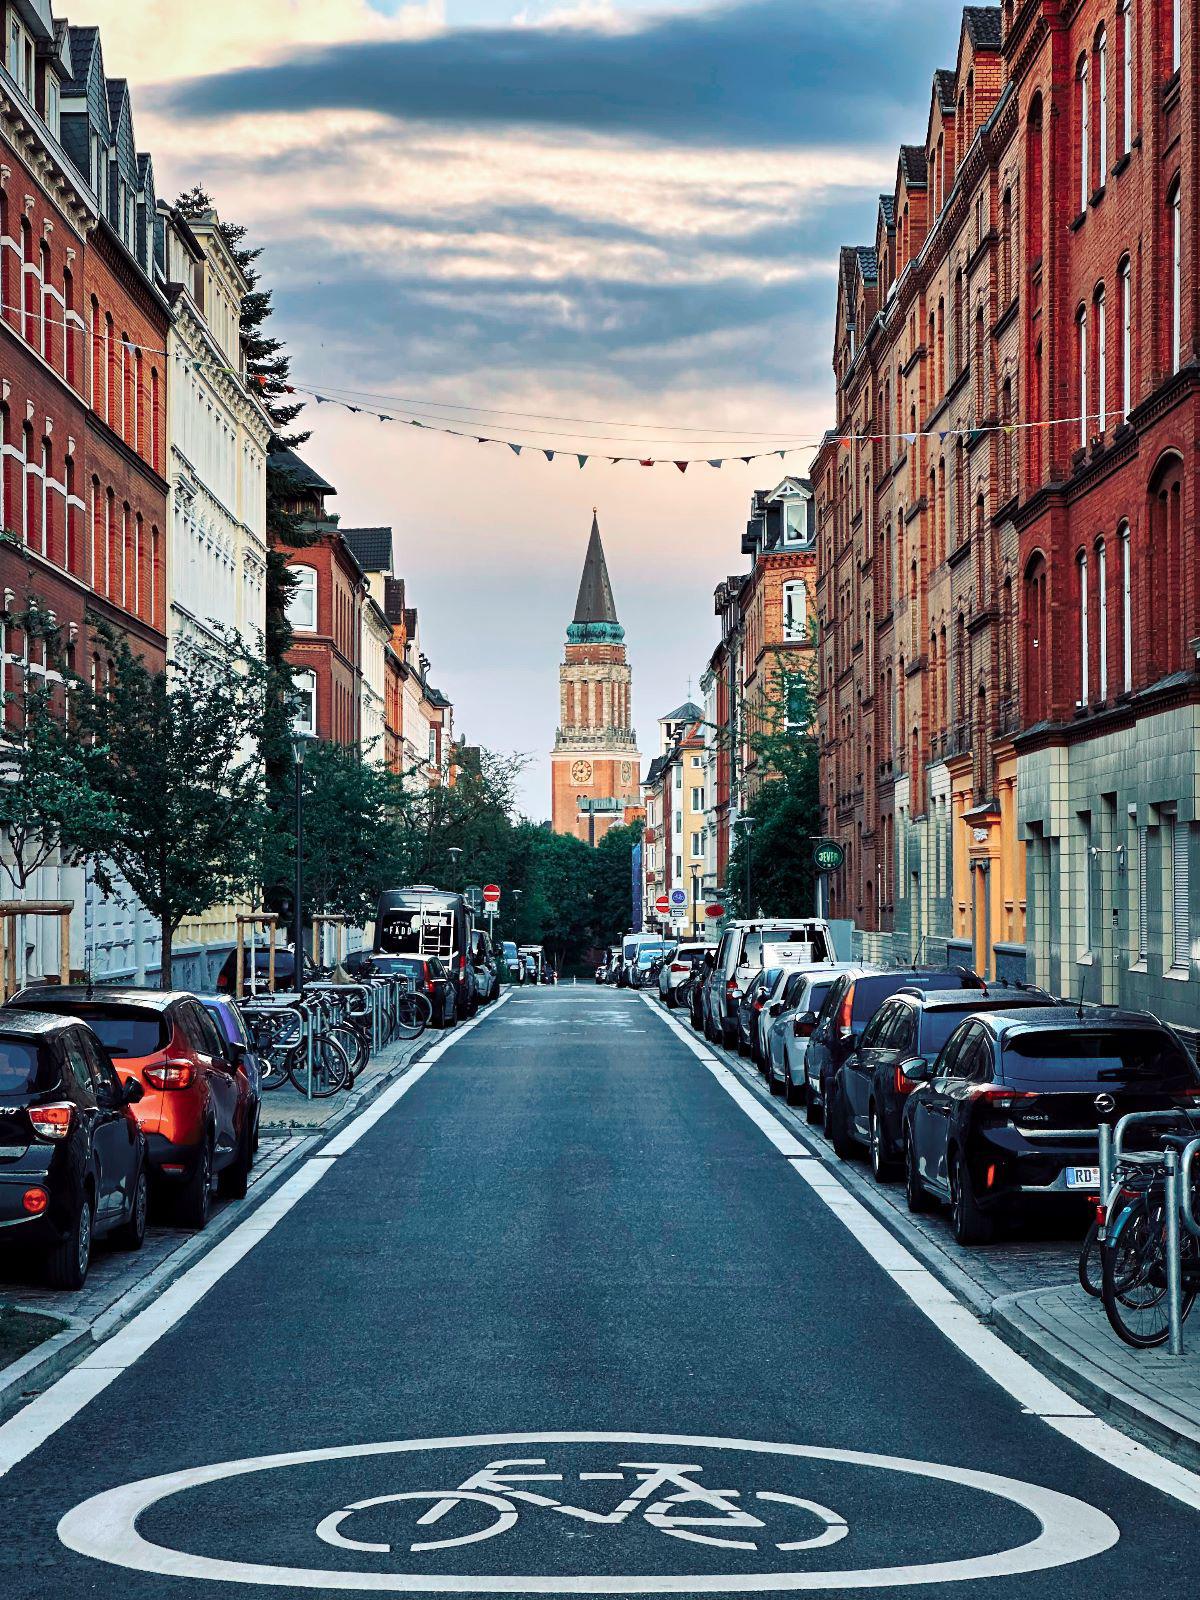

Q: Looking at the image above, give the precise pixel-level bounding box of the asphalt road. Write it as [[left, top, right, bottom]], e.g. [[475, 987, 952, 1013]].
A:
[[2, 982, 1199, 1596]]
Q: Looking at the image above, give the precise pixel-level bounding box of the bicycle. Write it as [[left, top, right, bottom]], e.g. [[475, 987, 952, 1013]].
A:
[[1099, 1119, 1200, 1347], [314, 1455, 848, 1558]]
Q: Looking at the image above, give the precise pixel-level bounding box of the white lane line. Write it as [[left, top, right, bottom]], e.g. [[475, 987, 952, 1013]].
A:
[[641, 993, 1200, 1512], [0, 995, 511, 1481]]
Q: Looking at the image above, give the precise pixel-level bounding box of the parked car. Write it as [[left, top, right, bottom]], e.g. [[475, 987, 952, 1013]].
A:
[[630, 942, 667, 989], [806, 966, 984, 1129], [831, 986, 1056, 1180], [659, 943, 714, 1007], [201, 996, 263, 1153], [689, 950, 717, 1032], [706, 919, 834, 1047], [520, 946, 545, 985], [469, 928, 500, 1006], [902, 1007, 1200, 1243], [215, 946, 315, 996], [0, 1011, 148, 1289], [361, 954, 457, 1028], [501, 941, 521, 983], [763, 965, 849, 1105], [734, 969, 779, 1060], [376, 886, 475, 1019], [7, 987, 255, 1229]]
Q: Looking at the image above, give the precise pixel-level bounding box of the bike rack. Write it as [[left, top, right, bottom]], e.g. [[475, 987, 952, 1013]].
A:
[[1107, 1112, 1200, 1357]]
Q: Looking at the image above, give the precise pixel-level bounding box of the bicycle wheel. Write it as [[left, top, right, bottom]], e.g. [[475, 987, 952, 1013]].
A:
[[1101, 1191, 1196, 1347], [329, 1022, 369, 1077], [258, 1050, 292, 1091], [1078, 1216, 1102, 1297], [394, 993, 432, 1040], [288, 1033, 350, 1098]]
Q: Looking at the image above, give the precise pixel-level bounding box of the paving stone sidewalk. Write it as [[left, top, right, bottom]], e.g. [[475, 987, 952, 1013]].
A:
[[257, 1031, 425, 1132]]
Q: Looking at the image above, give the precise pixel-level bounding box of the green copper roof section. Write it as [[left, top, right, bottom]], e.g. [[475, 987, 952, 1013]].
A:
[[568, 510, 623, 641]]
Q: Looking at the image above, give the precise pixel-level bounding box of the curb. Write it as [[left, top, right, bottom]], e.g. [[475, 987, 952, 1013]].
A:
[[0, 1029, 436, 1420], [992, 1289, 1200, 1471]]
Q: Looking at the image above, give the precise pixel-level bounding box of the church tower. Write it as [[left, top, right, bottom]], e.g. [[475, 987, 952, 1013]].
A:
[[551, 512, 641, 844]]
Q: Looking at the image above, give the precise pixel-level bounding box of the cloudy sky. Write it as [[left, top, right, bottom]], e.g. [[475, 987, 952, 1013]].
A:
[[85, 0, 969, 814]]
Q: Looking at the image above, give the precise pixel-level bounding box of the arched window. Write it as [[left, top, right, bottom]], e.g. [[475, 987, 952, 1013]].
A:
[[1119, 520, 1132, 691], [63, 267, 75, 386], [1078, 550, 1090, 704], [1077, 54, 1090, 211], [64, 453, 77, 573], [1148, 453, 1183, 677], [1096, 28, 1109, 176], [1168, 177, 1181, 371], [1119, 256, 1132, 417], [40, 438, 51, 561], [287, 564, 318, 631], [20, 421, 32, 543], [293, 670, 317, 737], [1026, 96, 1044, 263], [1095, 284, 1107, 431], [1096, 538, 1109, 700], [104, 312, 115, 422], [1077, 304, 1089, 444], [1001, 188, 1013, 299], [1169, 0, 1181, 72], [38, 239, 50, 361], [1119, 0, 1133, 154], [1024, 554, 1048, 719], [20, 217, 34, 343]]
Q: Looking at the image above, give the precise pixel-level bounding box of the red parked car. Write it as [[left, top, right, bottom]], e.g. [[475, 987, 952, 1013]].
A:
[[6, 988, 255, 1229]]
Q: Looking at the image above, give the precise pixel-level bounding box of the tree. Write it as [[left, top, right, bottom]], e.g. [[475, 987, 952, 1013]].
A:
[[591, 821, 642, 949], [726, 650, 821, 919], [0, 601, 117, 895], [75, 624, 271, 987]]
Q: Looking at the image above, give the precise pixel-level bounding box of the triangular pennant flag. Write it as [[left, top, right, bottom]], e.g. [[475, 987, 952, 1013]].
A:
[[377, 414, 391, 423], [639, 459, 655, 467], [410, 419, 424, 427], [938, 430, 950, 443], [708, 459, 723, 468], [778, 450, 787, 459], [902, 431, 917, 444], [741, 456, 754, 464], [674, 461, 688, 474], [314, 394, 328, 404], [543, 449, 555, 462], [347, 406, 361, 414], [577, 455, 588, 469], [1003, 424, 1016, 436], [509, 443, 522, 456]]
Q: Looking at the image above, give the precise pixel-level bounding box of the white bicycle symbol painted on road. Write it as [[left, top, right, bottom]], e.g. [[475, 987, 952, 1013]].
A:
[[316, 1457, 849, 1556]]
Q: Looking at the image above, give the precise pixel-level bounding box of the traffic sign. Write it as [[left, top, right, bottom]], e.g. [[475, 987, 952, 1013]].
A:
[[813, 840, 846, 872], [705, 903, 726, 920], [483, 884, 501, 906], [669, 888, 687, 909], [654, 894, 671, 915]]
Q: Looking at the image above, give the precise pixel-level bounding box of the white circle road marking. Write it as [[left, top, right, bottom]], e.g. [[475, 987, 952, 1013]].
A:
[[57, 1430, 1119, 1593]]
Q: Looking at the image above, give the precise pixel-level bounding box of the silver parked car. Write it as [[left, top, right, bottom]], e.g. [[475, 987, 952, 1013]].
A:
[[658, 942, 714, 1006], [763, 964, 854, 1105]]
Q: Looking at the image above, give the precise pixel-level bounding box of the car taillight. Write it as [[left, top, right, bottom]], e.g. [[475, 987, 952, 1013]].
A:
[[973, 1087, 1036, 1110], [726, 979, 739, 997], [22, 1187, 48, 1213], [671, 962, 688, 973], [217, 972, 228, 990], [838, 990, 854, 1036], [894, 1063, 920, 1095], [29, 1102, 72, 1140], [144, 1061, 195, 1090], [794, 1017, 815, 1038], [753, 999, 765, 1012]]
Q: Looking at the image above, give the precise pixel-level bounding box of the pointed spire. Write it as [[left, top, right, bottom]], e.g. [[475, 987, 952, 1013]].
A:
[[573, 509, 620, 626]]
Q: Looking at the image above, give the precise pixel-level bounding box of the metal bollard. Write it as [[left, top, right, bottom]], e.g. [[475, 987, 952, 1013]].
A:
[[1098, 1122, 1113, 1207], [1166, 1148, 1183, 1357]]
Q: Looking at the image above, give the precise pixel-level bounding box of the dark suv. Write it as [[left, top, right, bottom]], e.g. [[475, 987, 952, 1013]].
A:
[[807, 966, 984, 1129], [902, 1007, 1200, 1244], [0, 1011, 147, 1288], [832, 986, 1055, 1179]]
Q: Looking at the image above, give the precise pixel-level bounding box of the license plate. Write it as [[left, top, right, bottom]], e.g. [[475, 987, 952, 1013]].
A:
[[1064, 1166, 1100, 1190]]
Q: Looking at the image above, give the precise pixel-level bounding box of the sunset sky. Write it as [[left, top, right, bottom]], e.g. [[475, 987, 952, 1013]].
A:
[[83, 0, 970, 814]]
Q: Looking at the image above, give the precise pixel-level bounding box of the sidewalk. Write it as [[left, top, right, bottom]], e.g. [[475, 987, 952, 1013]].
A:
[[699, 1011, 1200, 1467], [258, 1032, 426, 1134]]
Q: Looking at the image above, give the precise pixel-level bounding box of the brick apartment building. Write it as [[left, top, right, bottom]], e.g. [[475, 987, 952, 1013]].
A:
[[700, 479, 818, 896], [816, 0, 1197, 1022]]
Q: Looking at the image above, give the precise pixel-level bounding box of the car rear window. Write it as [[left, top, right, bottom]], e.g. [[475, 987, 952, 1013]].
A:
[[0, 1038, 52, 1098], [1001, 1029, 1200, 1091], [62, 1006, 168, 1059], [806, 982, 833, 1015], [917, 1008, 982, 1056], [852, 971, 974, 1023], [371, 957, 425, 981]]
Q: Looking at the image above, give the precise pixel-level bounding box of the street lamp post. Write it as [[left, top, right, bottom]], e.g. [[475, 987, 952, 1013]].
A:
[[690, 863, 702, 938], [291, 731, 315, 993], [447, 846, 462, 887], [734, 814, 757, 916]]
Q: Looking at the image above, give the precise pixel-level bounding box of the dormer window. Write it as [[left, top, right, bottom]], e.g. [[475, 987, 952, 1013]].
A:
[[46, 75, 59, 137], [783, 498, 810, 546], [7, 16, 31, 97]]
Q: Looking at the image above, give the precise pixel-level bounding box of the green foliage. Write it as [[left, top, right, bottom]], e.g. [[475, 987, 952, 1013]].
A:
[[726, 649, 821, 919], [73, 623, 272, 986]]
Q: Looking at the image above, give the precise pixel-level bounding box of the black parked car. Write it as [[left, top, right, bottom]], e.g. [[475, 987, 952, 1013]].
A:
[[902, 1007, 1200, 1244], [215, 946, 316, 996], [688, 952, 715, 1032], [807, 966, 984, 1128], [734, 970, 776, 1057], [831, 986, 1055, 1179], [0, 1011, 147, 1289]]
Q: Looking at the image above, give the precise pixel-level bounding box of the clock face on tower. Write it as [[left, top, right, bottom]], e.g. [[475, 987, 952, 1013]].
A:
[[571, 759, 593, 783], [620, 761, 633, 784]]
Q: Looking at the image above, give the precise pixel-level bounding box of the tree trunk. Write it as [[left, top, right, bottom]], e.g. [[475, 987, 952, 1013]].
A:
[[160, 917, 173, 991]]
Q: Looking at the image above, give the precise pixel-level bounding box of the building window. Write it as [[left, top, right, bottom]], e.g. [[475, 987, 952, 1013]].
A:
[[1168, 177, 1181, 372], [1136, 819, 1149, 961], [293, 670, 317, 736], [1119, 257, 1132, 418], [1170, 0, 1181, 72], [1095, 285, 1107, 431], [782, 579, 807, 641], [691, 786, 704, 810], [1078, 550, 1090, 703], [1096, 28, 1108, 175], [783, 499, 809, 545], [1120, 0, 1133, 154], [690, 831, 703, 859], [1119, 521, 1132, 690], [1171, 813, 1190, 969], [287, 565, 318, 631], [1081, 813, 1093, 957], [1077, 305, 1089, 444], [1077, 54, 1090, 211]]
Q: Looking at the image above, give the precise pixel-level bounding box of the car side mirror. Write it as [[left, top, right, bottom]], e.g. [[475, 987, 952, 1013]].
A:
[[769, 1001, 784, 1017], [899, 1056, 930, 1083], [123, 1078, 144, 1105]]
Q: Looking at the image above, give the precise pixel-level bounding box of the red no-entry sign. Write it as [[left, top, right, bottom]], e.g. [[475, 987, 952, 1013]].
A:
[[483, 884, 501, 906], [654, 894, 671, 916]]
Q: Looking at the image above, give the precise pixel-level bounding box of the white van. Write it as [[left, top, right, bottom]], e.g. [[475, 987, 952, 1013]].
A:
[[707, 918, 834, 1048], [618, 933, 663, 988]]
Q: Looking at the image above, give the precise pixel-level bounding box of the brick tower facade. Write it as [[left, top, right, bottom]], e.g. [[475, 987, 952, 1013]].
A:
[[551, 513, 641, 843]]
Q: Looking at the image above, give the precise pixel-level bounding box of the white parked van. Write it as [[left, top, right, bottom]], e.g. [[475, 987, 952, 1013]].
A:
[[706, 918, 834, 1048]]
